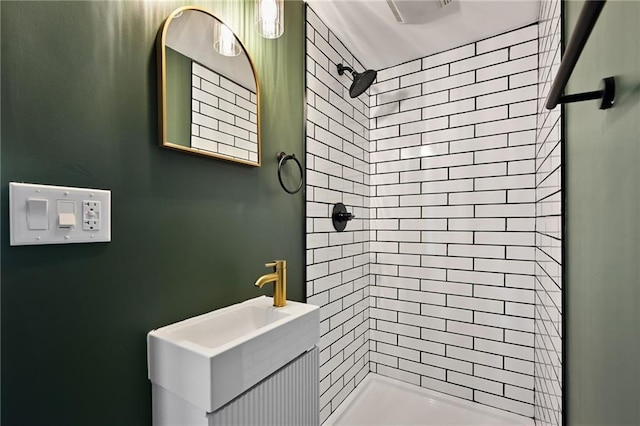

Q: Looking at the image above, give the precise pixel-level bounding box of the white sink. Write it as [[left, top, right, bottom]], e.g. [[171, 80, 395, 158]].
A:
[[147, 296, 319, 413]]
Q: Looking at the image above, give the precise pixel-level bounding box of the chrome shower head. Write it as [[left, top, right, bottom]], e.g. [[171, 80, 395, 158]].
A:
[[337, 64, 377, 98]]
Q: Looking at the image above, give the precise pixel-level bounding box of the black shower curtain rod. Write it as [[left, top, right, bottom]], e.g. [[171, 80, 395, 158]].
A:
[[545, 0, 615, 110]]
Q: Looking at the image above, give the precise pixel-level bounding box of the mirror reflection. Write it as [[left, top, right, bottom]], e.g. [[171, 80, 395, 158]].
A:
[[159, 7, 260, 166]]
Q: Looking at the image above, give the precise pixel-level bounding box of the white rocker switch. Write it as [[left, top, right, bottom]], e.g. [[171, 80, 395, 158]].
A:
[[27, 198, 48, 230], [57, 200, 76, 229]]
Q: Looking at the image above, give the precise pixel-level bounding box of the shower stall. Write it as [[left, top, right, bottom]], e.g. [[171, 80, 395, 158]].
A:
[[304, 0, 562, 424]]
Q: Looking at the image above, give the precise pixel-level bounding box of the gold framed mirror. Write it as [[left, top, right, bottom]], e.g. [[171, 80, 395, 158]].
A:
[[158, 7, 261, 166]]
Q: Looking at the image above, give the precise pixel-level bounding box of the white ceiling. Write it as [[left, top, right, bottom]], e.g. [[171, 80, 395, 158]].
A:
[[305, 0, 540, 71]]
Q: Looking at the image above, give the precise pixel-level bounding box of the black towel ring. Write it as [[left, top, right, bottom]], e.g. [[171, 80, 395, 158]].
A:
[[277, 151, 303, 194]]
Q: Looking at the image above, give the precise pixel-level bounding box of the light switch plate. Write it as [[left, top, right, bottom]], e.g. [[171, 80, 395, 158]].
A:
[[9, 182, 111, 246]]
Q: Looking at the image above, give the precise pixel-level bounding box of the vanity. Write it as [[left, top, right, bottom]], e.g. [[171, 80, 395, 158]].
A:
[[147, 295, 320, 425]]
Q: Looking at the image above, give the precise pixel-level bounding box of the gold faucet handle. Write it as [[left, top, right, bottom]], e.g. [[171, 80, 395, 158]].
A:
[[265, 260, 286, 270]]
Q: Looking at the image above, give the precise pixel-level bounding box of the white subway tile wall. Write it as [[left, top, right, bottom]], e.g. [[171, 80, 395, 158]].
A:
[[368, 25, 538, 418], [307, 7, 561, 424], [306, 8, 371, 424], [535, 0, 562, 424], [191, 63, 259, 163]]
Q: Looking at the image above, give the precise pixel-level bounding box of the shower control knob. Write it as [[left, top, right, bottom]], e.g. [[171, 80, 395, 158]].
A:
[[332, 202, 355, 232]]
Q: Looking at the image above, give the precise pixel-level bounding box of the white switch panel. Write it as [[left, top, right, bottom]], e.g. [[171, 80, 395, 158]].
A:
[[9, 182, 111, 246]]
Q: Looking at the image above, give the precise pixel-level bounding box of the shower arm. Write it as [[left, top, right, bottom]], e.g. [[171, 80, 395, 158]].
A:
[[337, 64, 355, 77]]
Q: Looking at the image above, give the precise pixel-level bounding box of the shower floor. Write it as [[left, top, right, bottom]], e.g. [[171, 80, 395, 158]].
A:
[[324, 374, 534, 426]]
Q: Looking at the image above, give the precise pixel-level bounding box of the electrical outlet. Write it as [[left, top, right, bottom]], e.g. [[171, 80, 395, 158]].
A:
[[82, 200, 101, 231]]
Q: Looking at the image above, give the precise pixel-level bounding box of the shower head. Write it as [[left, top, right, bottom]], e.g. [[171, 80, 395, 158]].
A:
[[337, 64, 377, 98]]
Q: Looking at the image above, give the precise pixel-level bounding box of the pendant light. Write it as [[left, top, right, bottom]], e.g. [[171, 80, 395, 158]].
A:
[[213, 21, 241, 57], [255, 0, 284, 39]]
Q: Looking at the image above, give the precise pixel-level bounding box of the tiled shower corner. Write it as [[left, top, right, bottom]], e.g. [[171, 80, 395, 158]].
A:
[[306, 5, 562, 425], [534, 0, 563, 424], [305, 7, 372, 424]]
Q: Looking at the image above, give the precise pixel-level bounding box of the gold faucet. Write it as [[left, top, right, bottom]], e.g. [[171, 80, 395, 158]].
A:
[[254, 260, 287, 307]]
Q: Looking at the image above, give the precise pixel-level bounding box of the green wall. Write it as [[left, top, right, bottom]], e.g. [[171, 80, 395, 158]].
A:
[[565, 1, 640, 424], [0, 1, 304, 424]]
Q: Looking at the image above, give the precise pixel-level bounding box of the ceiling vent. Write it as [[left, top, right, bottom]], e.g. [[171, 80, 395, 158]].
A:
[[386, 0, 459, 24]]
